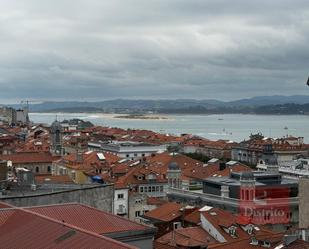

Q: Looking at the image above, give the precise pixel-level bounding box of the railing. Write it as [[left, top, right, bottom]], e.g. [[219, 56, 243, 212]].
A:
[[167, 188, 299, 207], [117, 208, 127, 215]]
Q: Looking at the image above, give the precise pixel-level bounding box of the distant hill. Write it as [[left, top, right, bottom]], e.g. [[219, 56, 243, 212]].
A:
[[6, 95, 309, 114], [228, 95, 309, 107]]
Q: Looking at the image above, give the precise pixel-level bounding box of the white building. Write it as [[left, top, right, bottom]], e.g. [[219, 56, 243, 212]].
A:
[[88, 141, 167, 160], [257, 158, 309, 178], [114, 186, 129, 218]]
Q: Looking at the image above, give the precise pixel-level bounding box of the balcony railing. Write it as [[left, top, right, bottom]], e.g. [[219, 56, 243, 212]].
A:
[[167, 188, 299, 207], [117, 208, 127, 215]]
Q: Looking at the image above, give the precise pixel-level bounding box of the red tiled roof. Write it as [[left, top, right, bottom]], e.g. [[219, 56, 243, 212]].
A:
[[28, 203, 151, 235], [156, 226, 217, 248], [144, 202, 182, 222], [146, 152, 204, 170], [0, 208, 136, 249], [116, 163, 168, 186], [147, 197, 168, 206], [0, 202, 13, 209], [15, 137, 50, 153], [207, 233, 307, 249], [201, 207, 275, 243], [0, 152, 59, 164], [182, 162, 251, 181], [184, 209, 200, 225], [201, 208, 249, 242], [55, 151, 120, 171], [35, 175, 74, 184], [216, 163, 252, 177]]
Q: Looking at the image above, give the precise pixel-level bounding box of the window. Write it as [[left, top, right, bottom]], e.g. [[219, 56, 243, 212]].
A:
[[118, 194, 124, 199], [35, 167, 39, 173], [140, 186, 144, 192], [126, 154, 129, 158], [160, 186, 163, 192], [134, 153, 138, 157], [135, 211, 141, 217], [47, 166, 51, 173], [71, 171, 76, 181]]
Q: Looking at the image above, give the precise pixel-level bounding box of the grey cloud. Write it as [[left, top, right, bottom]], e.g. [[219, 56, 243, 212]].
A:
[[0, 0, 309, 102]]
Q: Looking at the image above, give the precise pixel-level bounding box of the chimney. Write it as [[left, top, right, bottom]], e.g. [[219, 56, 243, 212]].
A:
[[283, 234, 298, 246], [219, 162, 226, 171], [76, 151, 83, 163]]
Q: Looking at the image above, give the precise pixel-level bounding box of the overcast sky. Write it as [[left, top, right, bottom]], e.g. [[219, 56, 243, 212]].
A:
[[0, 0, 309, 103]]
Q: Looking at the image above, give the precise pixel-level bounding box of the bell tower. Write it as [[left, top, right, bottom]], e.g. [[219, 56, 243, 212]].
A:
[[50, 120, 63, 155], [167, 161, 182, 189]]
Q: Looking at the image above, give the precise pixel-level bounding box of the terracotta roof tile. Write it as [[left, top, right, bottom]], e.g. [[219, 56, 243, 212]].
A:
[[184, 209, 200, 225], [144, 202, 182, 222], [28, 203, 152, 235], [35, 175, 74, 184], [0, 208, 137, 249], [156, 226, 217, 248], [0, 152, 59, 164]]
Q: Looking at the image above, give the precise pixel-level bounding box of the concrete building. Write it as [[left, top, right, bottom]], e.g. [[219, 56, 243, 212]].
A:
[[257, 158, 309, 178], [0, 152, 59, 175], [16, 108, 29, 124], [232, 135, 308, 166], [114, 184, 129, 218], [50, 120, 64, 156], [168, 171, 299, 228], [0, 182, 114, 213], [88, 140, 167, 160], [0, 107, 16, 125], [299, 177, 309, 241]]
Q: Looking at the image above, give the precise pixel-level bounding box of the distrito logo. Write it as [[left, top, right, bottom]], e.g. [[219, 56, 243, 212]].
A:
[[238, 185, 291, 225]]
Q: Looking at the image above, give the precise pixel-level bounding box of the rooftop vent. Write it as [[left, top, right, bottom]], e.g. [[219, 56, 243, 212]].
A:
[[97, 153, 105, 160]]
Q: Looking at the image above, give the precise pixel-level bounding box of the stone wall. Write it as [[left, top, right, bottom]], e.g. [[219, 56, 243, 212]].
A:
[[299, 177, 309, 229], [0, 184, 114, 212]]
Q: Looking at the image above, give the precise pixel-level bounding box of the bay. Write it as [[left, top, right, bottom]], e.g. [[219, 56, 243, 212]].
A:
[[29, 113, 309, 142]]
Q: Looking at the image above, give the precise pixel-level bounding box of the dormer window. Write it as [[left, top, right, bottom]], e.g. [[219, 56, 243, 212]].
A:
[[228, 226, 237, 238], [262, 241, 271, 248], [246, 224, 254, 235], [250, 237, 258, 246], [147, 173, 156, 180], [137, 175, 143, 180]]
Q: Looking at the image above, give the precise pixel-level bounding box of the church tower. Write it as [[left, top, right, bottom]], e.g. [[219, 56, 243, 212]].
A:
[[167, 161, 182, 189], [240, 172, 255, 201], [50, 120, 63, 155]]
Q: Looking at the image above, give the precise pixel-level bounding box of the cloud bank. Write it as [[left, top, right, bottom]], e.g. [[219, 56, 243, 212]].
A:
[[0, 0, 309, 102]]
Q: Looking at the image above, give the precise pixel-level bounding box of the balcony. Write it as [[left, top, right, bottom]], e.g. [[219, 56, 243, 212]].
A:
[[116, 207, 127, 215]]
